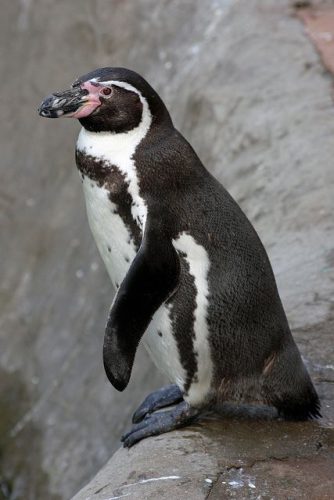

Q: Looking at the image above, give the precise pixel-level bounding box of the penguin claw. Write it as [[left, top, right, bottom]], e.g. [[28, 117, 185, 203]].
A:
[[132, 384, 183, 423], [122, 400, 199, 448]]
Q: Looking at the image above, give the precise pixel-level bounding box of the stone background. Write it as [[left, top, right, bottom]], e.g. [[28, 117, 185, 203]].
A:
[[1, 1, 333, 499]]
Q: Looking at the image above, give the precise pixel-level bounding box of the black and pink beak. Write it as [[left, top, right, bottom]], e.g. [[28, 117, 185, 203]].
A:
[[38, 81, 102, 119]]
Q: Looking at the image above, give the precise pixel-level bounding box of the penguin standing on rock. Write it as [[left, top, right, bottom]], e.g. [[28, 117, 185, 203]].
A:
[[39, 67, 321, 447]]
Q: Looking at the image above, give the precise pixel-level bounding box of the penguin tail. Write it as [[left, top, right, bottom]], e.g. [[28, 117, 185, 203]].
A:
[[274, 384, 322, 421], [263, 337, 322, 421]]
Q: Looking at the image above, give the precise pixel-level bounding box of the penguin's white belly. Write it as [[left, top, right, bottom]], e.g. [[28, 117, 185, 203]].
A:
[[143, 305, 187, 391], [82, 176, 137, 288], [82, 176, 187, 390], [82, 175, 212, 405], [77, 119, 190, 396]]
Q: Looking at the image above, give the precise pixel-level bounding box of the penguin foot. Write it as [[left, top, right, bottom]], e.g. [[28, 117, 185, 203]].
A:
[[132, 384, 183, 423], [122, 400, 199, 448]]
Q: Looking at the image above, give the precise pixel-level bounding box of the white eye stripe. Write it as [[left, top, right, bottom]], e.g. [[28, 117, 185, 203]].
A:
[[90, 78, 143, 99]]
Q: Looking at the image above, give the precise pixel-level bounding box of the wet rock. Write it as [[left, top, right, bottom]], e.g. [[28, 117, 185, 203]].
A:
[[209, 456, 334, 500], [72, 418, 334, 499]]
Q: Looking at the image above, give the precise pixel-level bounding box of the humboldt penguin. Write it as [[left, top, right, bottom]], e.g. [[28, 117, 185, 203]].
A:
[[39, 67, 321, 447]]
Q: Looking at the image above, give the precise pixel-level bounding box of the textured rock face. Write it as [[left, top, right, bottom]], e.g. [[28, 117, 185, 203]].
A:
[[72, 418, 334, 500], [1, 1, 333, 499]]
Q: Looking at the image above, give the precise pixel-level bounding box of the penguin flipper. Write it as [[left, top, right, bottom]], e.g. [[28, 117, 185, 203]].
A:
[[103, 229, 180, 392]]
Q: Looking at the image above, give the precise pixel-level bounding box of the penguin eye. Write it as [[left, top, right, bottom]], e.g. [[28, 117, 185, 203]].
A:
[[101, 87, 112, 97]]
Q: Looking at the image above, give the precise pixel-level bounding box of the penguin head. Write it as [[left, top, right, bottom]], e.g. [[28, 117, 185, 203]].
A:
[[38, 67, 172, 133]]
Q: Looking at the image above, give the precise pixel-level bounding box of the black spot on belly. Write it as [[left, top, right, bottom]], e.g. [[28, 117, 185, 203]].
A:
[[76, 150, 110, 181], [76, 150, 142, 248], [157, 331, 163, 337], [169, 256, 198, 394]]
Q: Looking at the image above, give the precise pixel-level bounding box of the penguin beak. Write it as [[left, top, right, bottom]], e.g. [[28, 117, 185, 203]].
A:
[[38, 85, 101, 119]]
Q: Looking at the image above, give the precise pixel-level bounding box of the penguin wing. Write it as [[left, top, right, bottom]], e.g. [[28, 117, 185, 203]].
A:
[[103, 227, 180, 391]]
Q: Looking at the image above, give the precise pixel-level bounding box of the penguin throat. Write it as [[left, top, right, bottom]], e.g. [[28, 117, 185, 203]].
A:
[[77, 90, 152, 155]]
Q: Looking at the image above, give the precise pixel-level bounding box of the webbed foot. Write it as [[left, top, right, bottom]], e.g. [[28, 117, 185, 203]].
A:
[[132, 384, 183, 423], [122, 400, 199, 448]]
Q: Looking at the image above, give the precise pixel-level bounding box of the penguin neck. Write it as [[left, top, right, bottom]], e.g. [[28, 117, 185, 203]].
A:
[[76, 95, 153, 161]]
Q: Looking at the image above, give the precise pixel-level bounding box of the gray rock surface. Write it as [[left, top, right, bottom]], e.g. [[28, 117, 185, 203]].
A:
[[1, 1, 333, 499], [72, 418, 334, 500]]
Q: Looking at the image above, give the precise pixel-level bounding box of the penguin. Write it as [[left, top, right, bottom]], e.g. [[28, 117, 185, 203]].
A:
[[39, 67, 321, 447]]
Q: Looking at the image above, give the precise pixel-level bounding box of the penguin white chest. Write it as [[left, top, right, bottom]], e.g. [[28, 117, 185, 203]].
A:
[[82, 175, 187, 391], [76, 124, 150, 287], [82, 177, 137, 288]]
